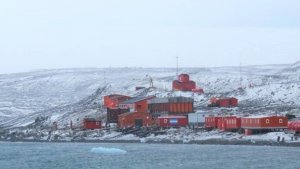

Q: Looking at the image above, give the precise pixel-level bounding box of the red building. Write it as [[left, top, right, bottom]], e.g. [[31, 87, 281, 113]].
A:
[[229, 98, 238, 107], [155, 116, 188, 128], [107, 108, 130, 123], [104, 94, 131, 109], [83, 118, 102, 130], [119, 96, 155, 112], [192, 88, 204, 94], [209, 97, 238, 107], [172, 74, 196, 91], [205, 116, 221, 129], [217, 116, 241, 131], [241, 116, 288, 129], [218, 99, 230, 107], [148, 97, 194, 117], [288, 121, 300, 133], [118, 112, 153, 129]]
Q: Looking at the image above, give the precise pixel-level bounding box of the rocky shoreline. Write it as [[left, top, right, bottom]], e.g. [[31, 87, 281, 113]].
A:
[[2, 138, 300, 147]]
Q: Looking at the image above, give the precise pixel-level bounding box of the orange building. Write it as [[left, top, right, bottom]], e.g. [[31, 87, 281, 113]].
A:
[[118, 112, 153, 129], [241, 116, 288, 129]]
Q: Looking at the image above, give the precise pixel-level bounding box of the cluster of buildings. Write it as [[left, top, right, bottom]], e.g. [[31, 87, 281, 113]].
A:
[[105, 95, 193, 129], [205, 115, 289, 135], [80, 73, 299, 136]]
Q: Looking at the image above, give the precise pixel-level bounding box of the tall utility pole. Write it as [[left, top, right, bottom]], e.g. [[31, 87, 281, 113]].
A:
[[176, 56, 179, 77]]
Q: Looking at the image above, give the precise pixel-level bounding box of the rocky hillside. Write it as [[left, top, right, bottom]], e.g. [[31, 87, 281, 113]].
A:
[[0, 63, 299, 129]]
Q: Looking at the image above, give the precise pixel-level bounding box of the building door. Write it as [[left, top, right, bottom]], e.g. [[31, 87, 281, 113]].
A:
[[135, 119, 143, 128]]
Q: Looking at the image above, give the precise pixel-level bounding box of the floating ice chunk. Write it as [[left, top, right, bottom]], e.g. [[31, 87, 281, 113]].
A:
[[90, 147, 127, 155]]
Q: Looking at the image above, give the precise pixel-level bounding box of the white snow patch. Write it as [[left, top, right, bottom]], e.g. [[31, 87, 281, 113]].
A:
[[90, 147, 127, 155]]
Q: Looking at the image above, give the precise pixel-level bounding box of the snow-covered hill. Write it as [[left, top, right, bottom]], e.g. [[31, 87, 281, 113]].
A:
[[0, 63, 299, 129]]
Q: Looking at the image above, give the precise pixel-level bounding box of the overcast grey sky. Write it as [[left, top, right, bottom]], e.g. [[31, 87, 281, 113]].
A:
[[0, 0, 300, 73]]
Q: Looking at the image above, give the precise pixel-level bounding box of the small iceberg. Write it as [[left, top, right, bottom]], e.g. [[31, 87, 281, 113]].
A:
[[91, 147, 127, 155]]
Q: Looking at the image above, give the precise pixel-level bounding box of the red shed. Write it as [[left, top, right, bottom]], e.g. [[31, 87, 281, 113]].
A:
[[104, 94, 131, 109], [119, 96, 155, 112], [83, 118, 102, 130], [205, 116, 221, 129], [118, 112, 153, 129], [155, 116, 188, 127], [241, 116, 288, 129]]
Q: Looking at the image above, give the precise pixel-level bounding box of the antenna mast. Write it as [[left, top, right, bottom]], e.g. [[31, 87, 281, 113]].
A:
[[239, 62, 242, 88], [104, 71, 106, 85]]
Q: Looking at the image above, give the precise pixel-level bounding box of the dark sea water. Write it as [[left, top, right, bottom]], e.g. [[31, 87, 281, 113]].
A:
[[0, 142, 299, 169]]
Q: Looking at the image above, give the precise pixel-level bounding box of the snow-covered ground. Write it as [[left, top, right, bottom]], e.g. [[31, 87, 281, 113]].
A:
[[2, 127, 299, 145], [0, 62, 299, 129]]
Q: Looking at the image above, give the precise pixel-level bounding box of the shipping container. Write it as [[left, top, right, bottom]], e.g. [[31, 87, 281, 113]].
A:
[[288, 121, 300, 132], [205, 116, 221, 129], [83, 118, 102, 130], [118, 112, 153, 129], [155, 116, 188, 127], [241, 116, 288, 129], [217, 116, 241, 131], [107, 108, 130, 123]]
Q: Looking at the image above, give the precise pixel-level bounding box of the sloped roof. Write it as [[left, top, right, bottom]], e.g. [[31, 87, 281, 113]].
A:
[[120, 96, 155, 104]]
